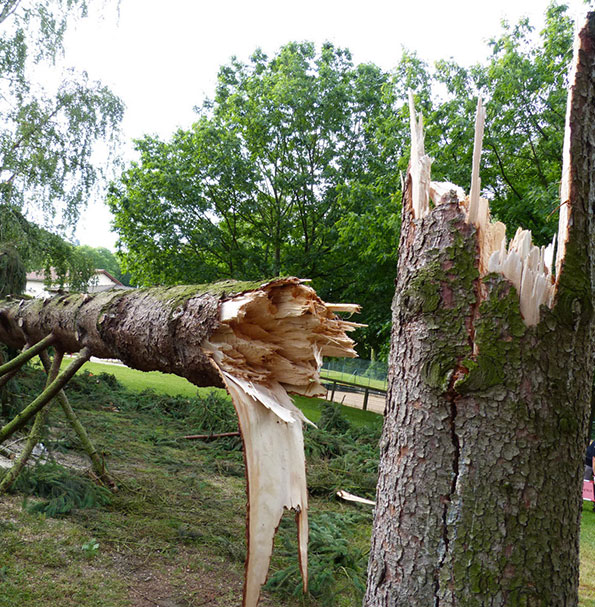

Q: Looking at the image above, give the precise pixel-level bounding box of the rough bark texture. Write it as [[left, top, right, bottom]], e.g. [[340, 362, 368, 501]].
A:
[[0, 281, 268, 387], [0, 277, 358, 607], [365, 15, 595, 607]]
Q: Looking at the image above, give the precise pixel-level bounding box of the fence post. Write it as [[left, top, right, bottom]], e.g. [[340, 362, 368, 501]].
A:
[[363, 388, 369, 411], [330, 381, 337, 403]]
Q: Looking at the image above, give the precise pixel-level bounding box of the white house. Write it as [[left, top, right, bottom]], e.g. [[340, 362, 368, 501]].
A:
[[25, 269, 125, 298]]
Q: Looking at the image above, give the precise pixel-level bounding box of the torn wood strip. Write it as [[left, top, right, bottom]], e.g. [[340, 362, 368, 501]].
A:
[[408, 90, 432, 219], [336, 489, 376, 506], [468, 97, 486, 226], [205, 280, 358, 606]]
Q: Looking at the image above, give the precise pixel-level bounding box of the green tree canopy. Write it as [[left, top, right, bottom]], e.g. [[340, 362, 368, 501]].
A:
[[109, 3, 573, 358], [109, 42, 404, 354], [76, 244, 128, 284]]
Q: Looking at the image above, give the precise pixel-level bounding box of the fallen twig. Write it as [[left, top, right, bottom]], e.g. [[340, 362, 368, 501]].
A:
[[182, 431, 241, 440]]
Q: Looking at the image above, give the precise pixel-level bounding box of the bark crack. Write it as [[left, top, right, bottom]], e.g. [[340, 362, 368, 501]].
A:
[[435, 369, 463, 607]]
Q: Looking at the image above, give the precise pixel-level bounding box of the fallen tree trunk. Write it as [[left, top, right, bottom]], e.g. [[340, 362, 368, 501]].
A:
[[365, 15, 595, 606], [0, 277, 358, 607]]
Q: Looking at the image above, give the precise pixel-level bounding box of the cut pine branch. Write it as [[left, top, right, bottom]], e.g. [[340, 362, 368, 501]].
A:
[[0, 333, 55, 378], [0, 277, 359, 607], [38, 350, 115, 489], [0, 348, 91, 444], [365, 15, 595, 607], [182, 431, 241, 440]]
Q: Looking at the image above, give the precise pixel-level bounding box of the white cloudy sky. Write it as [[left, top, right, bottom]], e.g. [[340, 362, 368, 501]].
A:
[[63, 0, 589, 249]]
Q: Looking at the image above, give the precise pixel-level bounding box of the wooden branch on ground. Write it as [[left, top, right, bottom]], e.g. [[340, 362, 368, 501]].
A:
[[182, 431, 241, 440], [0, 334, 55, 379], [0, 348, 91, 444]]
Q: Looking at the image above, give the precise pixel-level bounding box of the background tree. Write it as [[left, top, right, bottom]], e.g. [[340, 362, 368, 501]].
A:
[[0, 0, 123, 286], [427, 3, 572, 245], [108, 42, 404, 356], [109, 4, 573, 359], [76, 244, 129, 285]]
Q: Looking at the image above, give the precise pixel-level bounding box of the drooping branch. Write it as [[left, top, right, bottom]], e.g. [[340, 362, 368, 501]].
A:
[[38, 349, 114, 488]]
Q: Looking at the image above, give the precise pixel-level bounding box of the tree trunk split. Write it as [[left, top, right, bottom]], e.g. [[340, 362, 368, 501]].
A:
[[0, 277, 359, 607], [365, 13, 595, 607]]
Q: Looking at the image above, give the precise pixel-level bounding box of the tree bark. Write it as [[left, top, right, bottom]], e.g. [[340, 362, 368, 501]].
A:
[[365, 15, 595, 607], [0, 285, 224, 387]]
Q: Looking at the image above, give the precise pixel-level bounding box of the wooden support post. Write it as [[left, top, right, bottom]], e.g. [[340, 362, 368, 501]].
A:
[[0, 348, 90, 445], [38, 350, 114, 488], [0, 334, 55, 377], [0, 351, 63, 492]]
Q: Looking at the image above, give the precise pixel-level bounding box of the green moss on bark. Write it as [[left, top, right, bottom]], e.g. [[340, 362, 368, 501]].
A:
[[456, 277, 525, 394]]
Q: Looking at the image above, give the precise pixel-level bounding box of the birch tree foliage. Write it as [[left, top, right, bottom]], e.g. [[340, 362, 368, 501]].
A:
[[0, 0, 123, 286]]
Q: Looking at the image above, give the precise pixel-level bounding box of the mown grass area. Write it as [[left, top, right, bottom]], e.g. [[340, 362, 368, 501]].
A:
[[66, 359, 383, 428], [320, 368, 387, 392], [0, 366, 380, 606], [581, 501, 595, 606], [1, 364, 594, 606]]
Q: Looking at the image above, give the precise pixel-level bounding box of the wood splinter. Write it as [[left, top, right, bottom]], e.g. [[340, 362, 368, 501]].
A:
[[408, 93, 558, 327]]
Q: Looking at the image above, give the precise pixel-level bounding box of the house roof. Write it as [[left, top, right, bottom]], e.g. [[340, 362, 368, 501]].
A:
[[26, 268, 124, 287]]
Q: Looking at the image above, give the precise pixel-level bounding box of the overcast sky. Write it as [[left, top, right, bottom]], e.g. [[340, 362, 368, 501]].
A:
[[63, 0, 589, 249]]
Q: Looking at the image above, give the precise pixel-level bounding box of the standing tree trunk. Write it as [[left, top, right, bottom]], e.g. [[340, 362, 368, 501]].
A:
[[365, 15, 595, 607]]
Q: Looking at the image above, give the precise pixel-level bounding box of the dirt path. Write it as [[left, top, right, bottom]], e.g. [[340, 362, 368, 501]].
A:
[[327, 390, 386, 415]]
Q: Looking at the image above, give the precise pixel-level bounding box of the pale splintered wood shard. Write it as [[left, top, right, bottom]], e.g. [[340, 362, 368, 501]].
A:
[[205, 281, 358, 607], [555, 26, 580, 280], [408, 90, 432, 219], [468, 97, 486, 226], [430, 182, 465, 206], [407, 94, 559, 326], [336, 489, 376, 506]]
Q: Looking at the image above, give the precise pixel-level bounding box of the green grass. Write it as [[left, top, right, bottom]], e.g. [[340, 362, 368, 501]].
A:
[[320, 368, 387, 391], [1, 366, 378, 606], [581, 501, 595, 606], [68, 359, 211, 398], [64, 359, 383, 430], [2, 364, 595, 606]]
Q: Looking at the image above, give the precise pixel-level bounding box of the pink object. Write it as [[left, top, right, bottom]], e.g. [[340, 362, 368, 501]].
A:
[[583, 480, 595, 501]]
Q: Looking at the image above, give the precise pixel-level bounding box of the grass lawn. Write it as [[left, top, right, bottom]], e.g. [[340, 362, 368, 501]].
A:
[[3, 361, 594, 605], [2, 364, 378, 607], [68, 359, 383, 429], [320, 368, 387, 391], [581, 501, 595, 606]]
